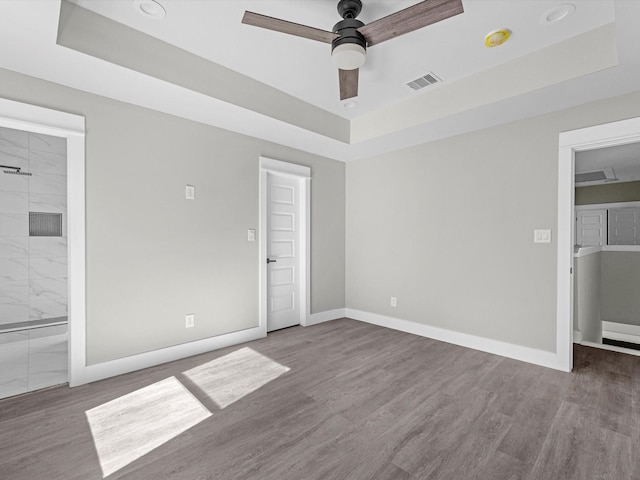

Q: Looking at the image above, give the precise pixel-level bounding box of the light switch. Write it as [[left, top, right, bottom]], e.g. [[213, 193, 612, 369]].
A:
[[185, 185, 195, 200], [534, 229, 552, 243], [248, 229, 256, 242]]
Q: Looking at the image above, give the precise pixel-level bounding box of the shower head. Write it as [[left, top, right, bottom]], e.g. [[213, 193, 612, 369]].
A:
[[1, 165, 32, 176]]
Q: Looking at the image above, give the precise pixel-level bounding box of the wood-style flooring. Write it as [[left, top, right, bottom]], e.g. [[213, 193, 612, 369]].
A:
[[1, 318, 638, 479]]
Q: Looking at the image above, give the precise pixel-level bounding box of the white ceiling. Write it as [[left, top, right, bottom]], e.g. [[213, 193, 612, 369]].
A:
[[68, 0, 614, 119], [576, 142, 640, 186], [0, 1, 639, 162]]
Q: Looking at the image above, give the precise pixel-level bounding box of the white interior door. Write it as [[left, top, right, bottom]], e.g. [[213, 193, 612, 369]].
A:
[[267, 173, 301, 331], [576, 209, 607, 246]]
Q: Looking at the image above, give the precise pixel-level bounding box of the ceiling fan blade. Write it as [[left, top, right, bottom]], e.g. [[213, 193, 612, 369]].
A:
[[242, 11, 338, 44], [339, 69, 359, 100], [358, 0, 464, 46]]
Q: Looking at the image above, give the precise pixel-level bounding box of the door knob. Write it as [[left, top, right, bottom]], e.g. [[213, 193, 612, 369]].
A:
[[267, 258, 277, 264]]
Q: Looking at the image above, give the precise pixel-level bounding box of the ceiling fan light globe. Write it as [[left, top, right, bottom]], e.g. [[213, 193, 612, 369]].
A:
[[331, 43, 366, 70]]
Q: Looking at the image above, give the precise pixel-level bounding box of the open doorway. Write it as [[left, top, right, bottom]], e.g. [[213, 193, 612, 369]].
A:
[[574, 143, 640, 354], [0, 98, 85, 388], [558, 116, 640, 370]]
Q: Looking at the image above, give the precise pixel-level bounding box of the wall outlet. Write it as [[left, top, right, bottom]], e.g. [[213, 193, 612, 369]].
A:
[[185, 185, 195, 200], [390, 297, 397, 307], [185, 313, 195, 328]]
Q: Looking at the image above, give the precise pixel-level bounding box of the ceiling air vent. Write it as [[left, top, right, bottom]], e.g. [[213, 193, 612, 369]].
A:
[[407, 72, 441, 91], [575, 167, 616, 184]]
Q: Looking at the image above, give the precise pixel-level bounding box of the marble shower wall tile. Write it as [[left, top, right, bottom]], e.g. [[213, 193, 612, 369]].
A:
[[29, 236, 67, 258], [29, 171, 66, 196], [0, 258, 29, 281], [0, 169, 28, 193], [29, 149, 66, 175], [0, 280, 28, 304], [29, 193, 66, 213], [0, 328, 68, 399], [0, 337, 29, 398], [29, 257, 67, 281], [0, 191, 28, 214], [29, 298, 67, 321], [0, 330, 28, 345], [29, 324, 67, 339], [0, 127, 28, 149], [29, 277, 67, 303], [0, 237, 28, 258], [28, 333, 68, 391], [0, 214, 28, 236], [0, 144, 28, 167], [29, 132, 66, 155], [0, 302, 29, 324]]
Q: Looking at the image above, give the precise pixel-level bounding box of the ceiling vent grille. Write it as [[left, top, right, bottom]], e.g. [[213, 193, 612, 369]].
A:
[[575, 167, 616, 184], [407, 72, 441, 91]]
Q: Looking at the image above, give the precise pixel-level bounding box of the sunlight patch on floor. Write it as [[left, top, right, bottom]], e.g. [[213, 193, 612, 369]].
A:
[[183, 347, 290, 409], [85, 376, 212, 477]]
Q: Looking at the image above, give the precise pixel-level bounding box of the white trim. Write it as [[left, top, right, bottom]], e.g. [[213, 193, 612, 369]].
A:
[[602, 321, 640, 344], [576, 200, 640, 211], [573, 330, 582, 343], [0, 98, 87, 387], [260, 157, 311, 179], [580, 340, 640, 357], [558, 116, 640, 374], [307, 308, 346, 326], [302, 177, 311, 325], [574, 245, 640, 257], [603, 245, 640, 252], [0, 98, 84, 136], [79, 326, 265, 385], [345, 309, 565, 371], [259, 156, 311, 331], [573, 246, 602, 257]]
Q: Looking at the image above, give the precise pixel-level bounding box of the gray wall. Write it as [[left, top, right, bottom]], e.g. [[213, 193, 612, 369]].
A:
[[573, 254, 602, 342], [576, 180, 640, 205], [601, 251, 640, 326], [0, 67, 345, 365], [346, 90, 640, 353]]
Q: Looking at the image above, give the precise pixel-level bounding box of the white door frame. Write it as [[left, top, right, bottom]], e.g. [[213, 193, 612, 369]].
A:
[[0, 97, 86, 387], [259, 157, 311, 332], [557, 116, 640, 372]]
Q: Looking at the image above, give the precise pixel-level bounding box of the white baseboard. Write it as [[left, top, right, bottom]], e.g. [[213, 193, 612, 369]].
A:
[[602, 321, 640, 344], [345, 309, 566, 371], [73, 325, 265, 387], [573, 330, 582, 343], [581, 340, 640, 357], [306, 308, 346, 326]]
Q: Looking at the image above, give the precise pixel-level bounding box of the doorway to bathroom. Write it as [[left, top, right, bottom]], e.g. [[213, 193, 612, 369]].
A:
[[0, 98, 86, 397], [0, 124, 69, 398]]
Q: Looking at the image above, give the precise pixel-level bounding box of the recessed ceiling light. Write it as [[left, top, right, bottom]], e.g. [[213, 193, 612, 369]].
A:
[[133, 0, 166, 20], [343, 100, 358, 108], [541, 4, 576, 24], [484, 29, 511, 48]]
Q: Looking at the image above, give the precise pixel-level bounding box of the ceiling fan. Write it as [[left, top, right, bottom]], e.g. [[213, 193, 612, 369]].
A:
[[242, 0, 464, 101]]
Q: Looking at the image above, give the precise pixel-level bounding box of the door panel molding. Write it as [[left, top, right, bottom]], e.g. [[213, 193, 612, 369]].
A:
[[259, 157, 311, 333]]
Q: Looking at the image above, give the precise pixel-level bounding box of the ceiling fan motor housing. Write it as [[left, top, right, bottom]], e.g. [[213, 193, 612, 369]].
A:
[[331, 18, 367, 70]]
